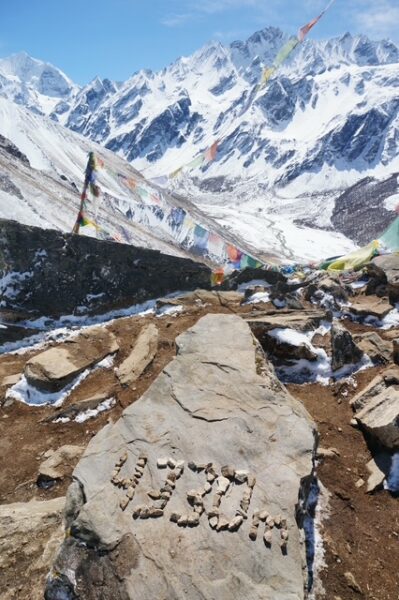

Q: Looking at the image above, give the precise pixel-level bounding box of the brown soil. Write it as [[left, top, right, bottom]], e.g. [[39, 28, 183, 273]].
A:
[[0, 297, 398, 599], [289, 368, 399, 600]]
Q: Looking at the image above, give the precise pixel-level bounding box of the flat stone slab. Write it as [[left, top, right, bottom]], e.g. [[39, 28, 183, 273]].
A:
[[47, 314, 316, 600], [116, 323, 158, 386], [348, 297, 393, 320], [25, 326, 119, 391], [246, 311, 328, 333], [355, 387, 399, 450]]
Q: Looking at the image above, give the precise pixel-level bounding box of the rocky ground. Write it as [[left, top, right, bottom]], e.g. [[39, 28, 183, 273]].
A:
[[0, 260, 398, 599]]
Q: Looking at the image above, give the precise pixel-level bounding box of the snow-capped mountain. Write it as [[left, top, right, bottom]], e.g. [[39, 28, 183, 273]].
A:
[[0, 28, 399, 261]]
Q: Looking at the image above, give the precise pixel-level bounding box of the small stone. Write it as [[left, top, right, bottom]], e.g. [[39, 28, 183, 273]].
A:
[[207, 471, 217, 483], [111, 469, 120, 479], [178, 515, 188, 527], [170, 512, 181, 523], [175, 467, 184, 479], [152, 499, 167, 510], [188, 461, 197, 471], [355, 478, 365, 489], [160, 491, 171, 500], [209, 516, 218, 529], [118, 452, 128, 466], [228, 516, 244, 532], [167, 472, 177, 483], [221, 465, 235, 479], [127, 486, 135, 499], [194, 505, 205, 515], [176, 460, 185, 470], [236, 509, 248, 519], [147, 489, 161, 500], [187, 489, 199, 503], [234, 470, 248, 483], [157, 458, 168, 469], [120, 497, 130, 511], [207, 509, 219, 519], [139, 508, 149, 519], [274, 514, 282, 527], [263, 529, 273, 545], [216, 516, 230, 531], [203, 482, 212, 494], [148, 507, 163, 518], [240, 500, 250, 513], [266, 516, 275, 528], [137, 458, 147, 468], [161, 483, 174, 493], [247, 475, 256, 488], [213, 496, 222, 509], [252, 513, 261, 527], [167, 458, 177, 469], [280, 529, 289, 541], [132, 506, 143, 519], [216, 476, 230, 495], [187, 513, 200, 527], [317, 447, 341, 459], [249, 526, 258, 541], [344, 572, 362, 594]]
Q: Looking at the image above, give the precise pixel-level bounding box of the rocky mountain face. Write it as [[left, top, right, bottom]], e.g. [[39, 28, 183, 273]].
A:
[[2, 32, 399, 194], [1, 31, 399, 261]]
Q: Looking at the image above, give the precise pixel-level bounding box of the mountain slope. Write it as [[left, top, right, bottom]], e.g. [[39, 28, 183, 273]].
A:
[[1, 29, 399, 261]]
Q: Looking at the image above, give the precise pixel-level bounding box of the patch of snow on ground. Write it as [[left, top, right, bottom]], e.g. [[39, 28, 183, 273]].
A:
[[237, 279, 273, 292], [306, 481, 329, 600], [75, 397, 116, 423], [245, 291, 270, 304], [5, 353, 116, 406], [271, 325, 372, 384], [381, 306, 399, 329], [5, 370, 91, 407], [156, 304, 184, 317]]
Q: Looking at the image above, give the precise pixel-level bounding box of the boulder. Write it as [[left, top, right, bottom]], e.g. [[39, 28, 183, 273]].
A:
[[355, 388, 399, 450], [353, 332, 392, 365], [116, 323, 159, 386], [0, 497, 64, 600], [25, 326, 118, 392], [47, 314, 316, 600], [47, 390, 116, 423], [369, 255, 399, 304], [350, 367, 399, 412], [247, 310, 328, 335], [348, 296, 393, 320], [38, 445, 85, 482], [261, 329, 318, 363], [192, 289, 244, 308], [365, 453, 391, 493], [331, 325, 364, 372]]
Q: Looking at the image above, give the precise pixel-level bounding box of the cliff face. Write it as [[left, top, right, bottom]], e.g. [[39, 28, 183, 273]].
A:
[[0, 219, 211, 318]]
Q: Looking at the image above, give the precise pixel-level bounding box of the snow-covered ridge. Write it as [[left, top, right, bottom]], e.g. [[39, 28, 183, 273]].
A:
[[1, 28, 399, 261]]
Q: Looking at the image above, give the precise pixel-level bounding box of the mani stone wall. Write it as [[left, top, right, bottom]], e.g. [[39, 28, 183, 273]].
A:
[[46, 314, 316, 600], [0, 219, 211, 317]]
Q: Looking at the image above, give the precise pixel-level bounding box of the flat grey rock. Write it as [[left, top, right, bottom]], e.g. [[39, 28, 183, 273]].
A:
[[47, 314, 316, 600], [25, 326, 118, 391], [116, 323, 158, 386]]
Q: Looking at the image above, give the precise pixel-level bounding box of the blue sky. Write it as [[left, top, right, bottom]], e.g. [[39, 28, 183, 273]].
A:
[[1, 0, 398, 84]]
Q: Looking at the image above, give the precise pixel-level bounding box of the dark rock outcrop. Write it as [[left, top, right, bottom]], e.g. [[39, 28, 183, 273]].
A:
[[0, 219, 211, 318]]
